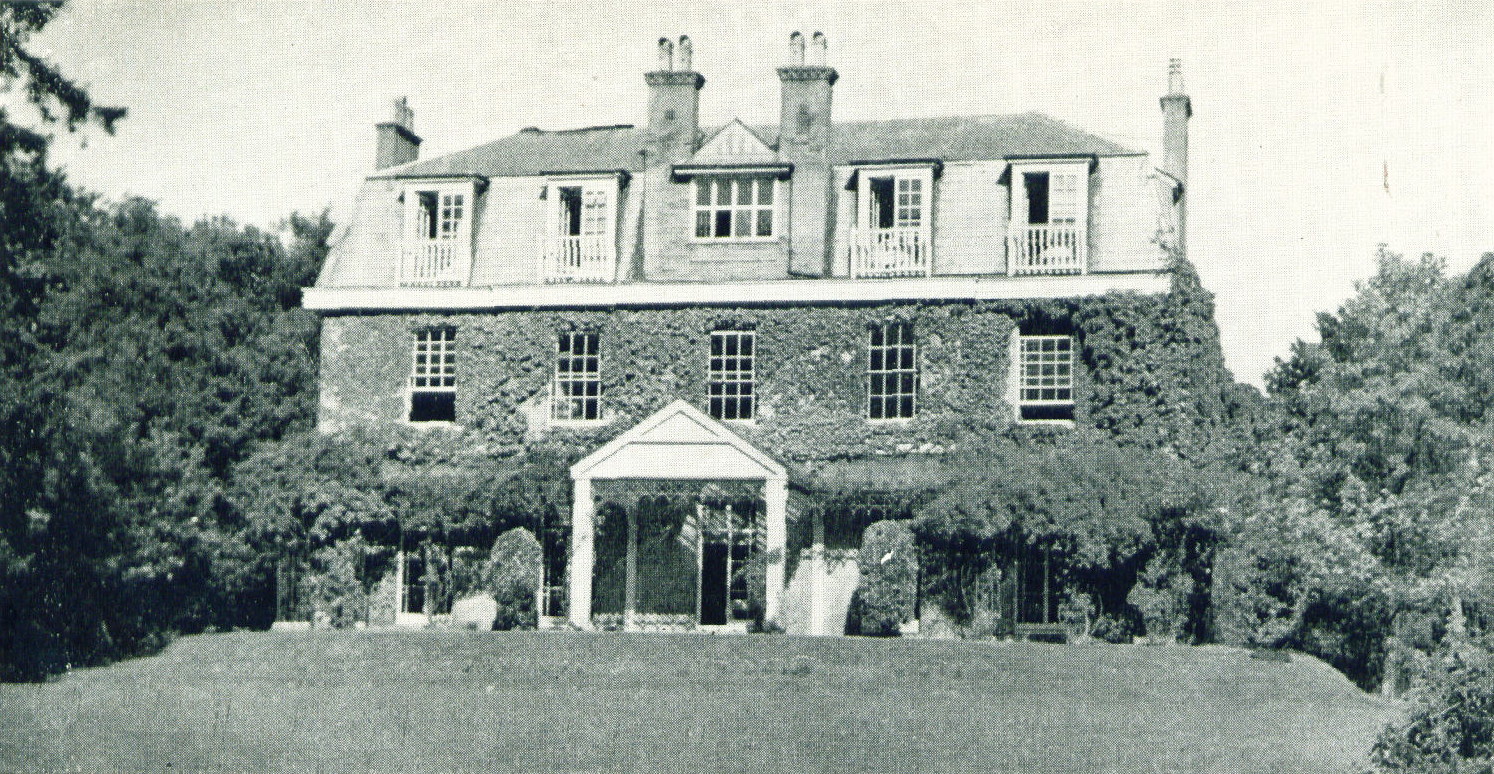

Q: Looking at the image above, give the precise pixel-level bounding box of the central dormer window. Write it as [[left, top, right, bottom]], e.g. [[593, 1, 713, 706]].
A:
[[400, 179, 476, 286], [694, 178, 774, 240]]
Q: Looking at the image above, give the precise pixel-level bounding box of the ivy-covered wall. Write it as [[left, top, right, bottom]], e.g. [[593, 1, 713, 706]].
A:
[[318, 271, 1232, 464]]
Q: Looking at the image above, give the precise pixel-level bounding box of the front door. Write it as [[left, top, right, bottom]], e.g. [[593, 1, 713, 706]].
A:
[[696, 501, 759, 626]]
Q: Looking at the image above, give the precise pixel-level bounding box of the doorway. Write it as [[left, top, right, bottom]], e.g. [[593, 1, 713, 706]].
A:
[[696, 500, 759, 626]]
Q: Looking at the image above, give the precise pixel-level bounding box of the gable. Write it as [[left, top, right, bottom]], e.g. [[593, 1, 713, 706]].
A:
[[691, 119, 778, 164], [571, 399, 786, 481]]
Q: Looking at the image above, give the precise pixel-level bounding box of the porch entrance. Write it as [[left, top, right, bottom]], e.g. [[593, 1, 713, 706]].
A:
[[567, 400, 788, 631]]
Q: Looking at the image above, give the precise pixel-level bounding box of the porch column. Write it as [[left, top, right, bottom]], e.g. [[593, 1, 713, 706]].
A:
[[810, 507, 826, 635], [568, 476, 595, 629], [763, 476, 788, 627], [624, 504, 638, 630]]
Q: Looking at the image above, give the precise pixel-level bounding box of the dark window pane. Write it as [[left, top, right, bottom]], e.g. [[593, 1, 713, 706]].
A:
[[410, 391, 455, 422]]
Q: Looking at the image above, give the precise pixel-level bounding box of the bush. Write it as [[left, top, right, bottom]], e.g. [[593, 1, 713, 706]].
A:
[[852, 520, 918, 637], [1058, 593, 1097, 641], [487, 528, 542, 630], [1129, 558, 1188, 643], [731, 548, 783, 632], [1371, 639, 1494, 772], [299, 537, 371, 628]]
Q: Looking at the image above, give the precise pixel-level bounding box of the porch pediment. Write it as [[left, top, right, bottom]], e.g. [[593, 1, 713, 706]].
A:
[[570, 399, 786, 481]]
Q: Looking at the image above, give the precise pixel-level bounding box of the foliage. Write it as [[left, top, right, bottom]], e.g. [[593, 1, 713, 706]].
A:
[[731, 548, 784, 632], [299, 537, 372, 628], [1371, 638, 1494, 772], [1261, 248, 1494, 690], [851, 520, 918, 636], [487, 528, 542, 630]]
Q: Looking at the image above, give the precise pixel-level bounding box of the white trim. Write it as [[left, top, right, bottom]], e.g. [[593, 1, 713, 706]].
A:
[[305, 273, 1171, 311], [570, 399, 786, 480]]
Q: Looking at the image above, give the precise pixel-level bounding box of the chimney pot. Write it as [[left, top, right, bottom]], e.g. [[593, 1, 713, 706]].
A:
[[677, 35, 692, 71], [809, 32, 827, 66], [657, 37, 674, 71], [789, 31, 805, 65], [1167, 58, 1184, 95]]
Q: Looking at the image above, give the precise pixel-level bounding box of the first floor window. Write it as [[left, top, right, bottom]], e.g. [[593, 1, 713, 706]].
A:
[[694, 177, 774, 239], [554, 331, 601, 420], [409, 327, 456, 422], [1017, 334, 1075, 421], [709, 329, 755, 420], [868, 322, 917, 419]]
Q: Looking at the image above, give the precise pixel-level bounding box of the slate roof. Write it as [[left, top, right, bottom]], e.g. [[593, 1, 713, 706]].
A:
[[374, 112, 1140, 180]]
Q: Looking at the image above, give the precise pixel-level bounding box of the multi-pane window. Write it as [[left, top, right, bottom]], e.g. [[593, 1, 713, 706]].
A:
[[708, 330, 755, 420], [1018, 335, 1075, 421], [416, 191, 465, 240], [694, 178, 774, 239], [865, 173, 927, 229], [409, 327, 456, 422], [553, 332, 601, 421], [867, 322, 917, 420]]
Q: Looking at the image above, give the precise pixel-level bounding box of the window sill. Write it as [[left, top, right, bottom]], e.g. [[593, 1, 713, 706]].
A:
[[548, 418, 611, 429], [1016, 418, 1076, 428], [717, 418, 757, 427], [689, 236, 780, 246], [402, 420, 460, 430], [865, 417, 917, 424]]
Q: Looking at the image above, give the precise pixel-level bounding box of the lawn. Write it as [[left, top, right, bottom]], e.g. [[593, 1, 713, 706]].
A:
[[0, 630, 1397, 773]]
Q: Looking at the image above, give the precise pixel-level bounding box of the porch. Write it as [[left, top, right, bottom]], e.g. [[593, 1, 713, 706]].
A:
[[567, 400, 789, 631]]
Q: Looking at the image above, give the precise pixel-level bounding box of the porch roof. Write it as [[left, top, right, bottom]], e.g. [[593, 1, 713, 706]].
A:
[[570, 400, 786, 481]]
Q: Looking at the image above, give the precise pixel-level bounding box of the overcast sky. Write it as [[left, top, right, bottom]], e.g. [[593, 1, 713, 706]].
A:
[[25, 0, 1494, 387]]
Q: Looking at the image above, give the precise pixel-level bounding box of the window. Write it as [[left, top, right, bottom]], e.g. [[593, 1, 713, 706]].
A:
[[708, 330, 755, 420], [408, 327, 455, 423], [553, 332, 601, 421], [556, 185, 609, 239], [867, 176, 924, 229], [694, 178, 774, 239], [415, 190, 465, 240], [867, 322, 916, 419], [1017, 335, 1075, 421]]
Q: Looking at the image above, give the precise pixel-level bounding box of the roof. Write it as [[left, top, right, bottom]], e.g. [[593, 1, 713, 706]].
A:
[[373, 112, 1139, 180]]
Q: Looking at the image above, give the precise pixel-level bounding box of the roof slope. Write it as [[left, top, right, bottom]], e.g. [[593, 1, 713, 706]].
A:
[[374, 113, 1139, 180]]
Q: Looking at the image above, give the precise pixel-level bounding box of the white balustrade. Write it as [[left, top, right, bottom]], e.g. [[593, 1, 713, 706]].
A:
[[399, 241, 466, 286], [1007, 225, 1086, 275], [543, 235, 616, 283], [845, 227, 931, 279]]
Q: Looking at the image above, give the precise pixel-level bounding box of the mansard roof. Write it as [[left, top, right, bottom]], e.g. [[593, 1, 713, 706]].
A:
[[373, 112, 1139, 180]]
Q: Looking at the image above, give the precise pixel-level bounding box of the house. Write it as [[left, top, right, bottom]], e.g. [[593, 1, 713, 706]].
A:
[[302, 33, 1198, 634]]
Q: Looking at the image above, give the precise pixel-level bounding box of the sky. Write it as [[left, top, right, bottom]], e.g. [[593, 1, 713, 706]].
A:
[[23, 0, 1494, 387]]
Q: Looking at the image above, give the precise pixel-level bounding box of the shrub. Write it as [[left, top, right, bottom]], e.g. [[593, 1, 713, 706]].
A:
[[852, 520, 918, 637], [1058, 592, 1097, 641], [299, 537, 371, 628], [731, 548, 784, 632], [487, 527, 542, 630], [1370, 639, 1494, 772], [1129, 558, 1188, 643]]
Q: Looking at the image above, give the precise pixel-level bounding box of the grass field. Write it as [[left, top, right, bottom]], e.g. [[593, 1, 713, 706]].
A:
[[0, 630, 1397, 773]]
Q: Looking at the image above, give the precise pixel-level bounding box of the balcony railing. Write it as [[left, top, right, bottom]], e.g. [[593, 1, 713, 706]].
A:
[[1007, 225, 1086, 275], [845, 227, 932, 279], [399, 240, 468, 286], [543, 235, 617, 284]]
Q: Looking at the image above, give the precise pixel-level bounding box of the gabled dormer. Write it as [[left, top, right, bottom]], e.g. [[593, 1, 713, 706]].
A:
[[675, 121, 790, 243]]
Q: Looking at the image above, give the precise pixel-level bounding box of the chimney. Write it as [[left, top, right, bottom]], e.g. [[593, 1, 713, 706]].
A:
[[374, 97, 421, 170], [1159, 59, 1191, 255], [645, 35, 705, 163], [778, 31, 838, 276]]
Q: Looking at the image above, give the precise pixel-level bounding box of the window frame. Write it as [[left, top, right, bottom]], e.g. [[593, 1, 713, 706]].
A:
[[1008, 161, 1088, 229], [708, 329, 756, 422], [1014, 333, 1076, 423], [407, 326, 457, 424], [855, 165, 934, 231], [691, 176, 778, 242], [551, 331, 602, 423], [866, 322, 918, 421], [399, 178, 478, 286]]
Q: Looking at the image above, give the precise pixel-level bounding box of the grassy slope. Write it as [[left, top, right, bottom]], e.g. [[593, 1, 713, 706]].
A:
[[0, 631, 1396, 773]]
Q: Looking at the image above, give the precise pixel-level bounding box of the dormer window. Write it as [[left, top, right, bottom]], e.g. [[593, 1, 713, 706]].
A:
[[542, 175, 620, 283], [845, 165, 935, 278], [400, 179, 476, 286], [694, 177, 775, 240], [1007, 160, 1089, 275]]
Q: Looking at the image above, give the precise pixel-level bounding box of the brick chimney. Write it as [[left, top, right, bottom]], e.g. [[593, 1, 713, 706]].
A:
[[778, 31, 838, 276], [1160, 59, 1191, 254], [374, 97, 421, 170], [645, 36, 705, 163]]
